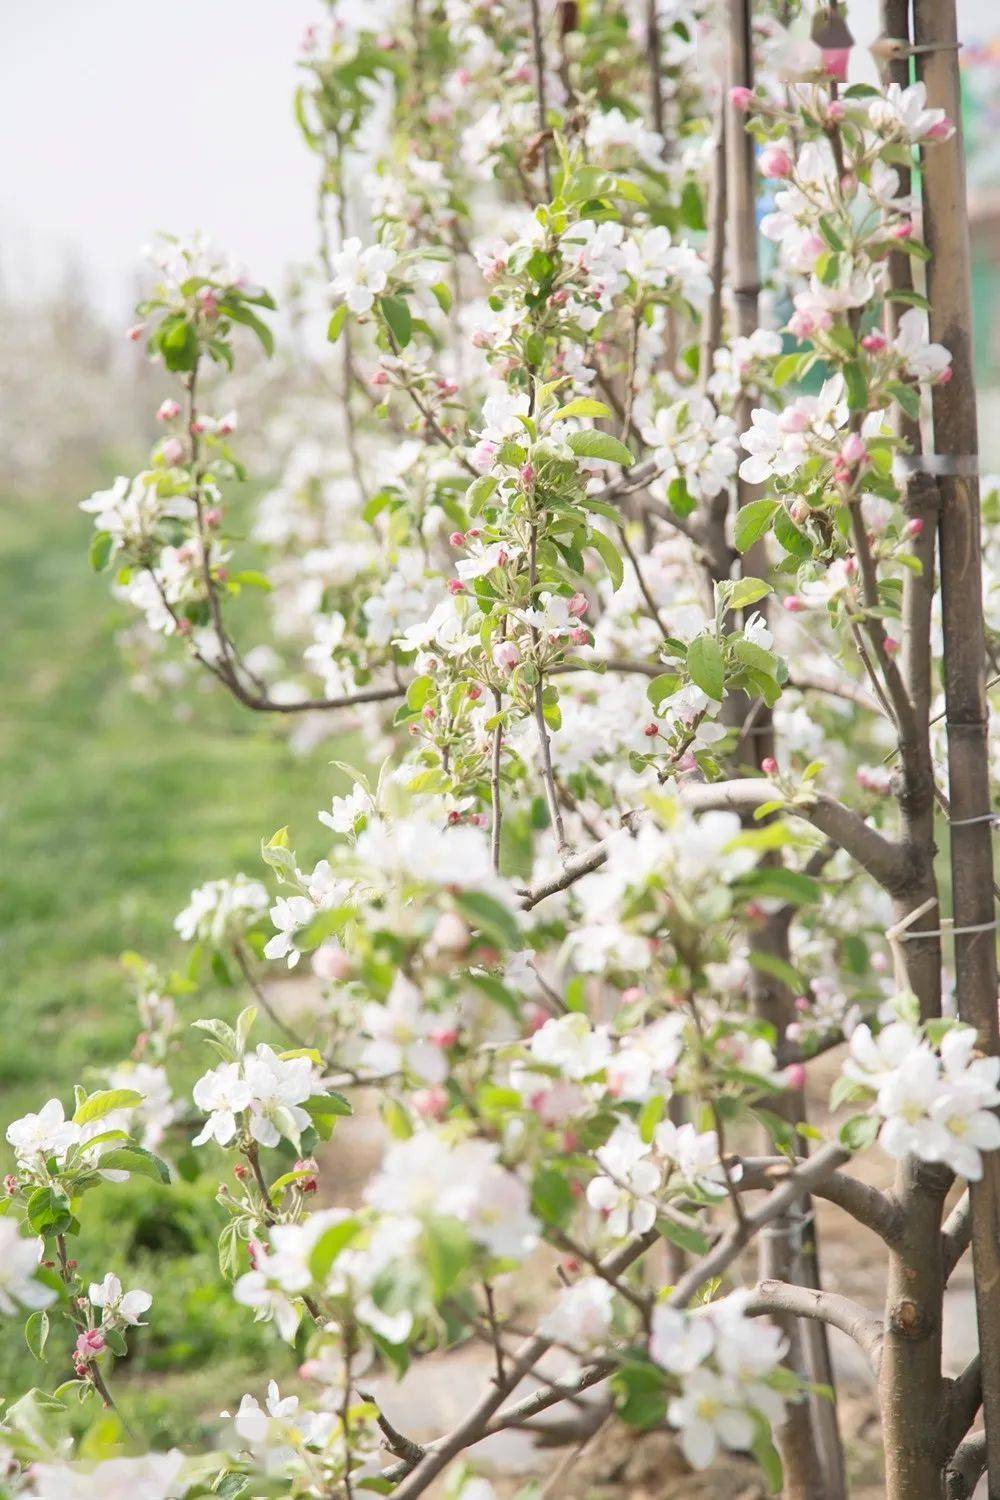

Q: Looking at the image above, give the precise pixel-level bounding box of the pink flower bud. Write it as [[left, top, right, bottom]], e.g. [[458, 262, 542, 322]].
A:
[[861, 332, 887, 353], [422, 705, 436, 721], [492, 641, 520, 671], [312, 942, 352, 981], [126, 323, 145, 343], [783, 595, 805, 613], [519, 463, 535, 486], [4, 1175, 16, 1195], [927, 118, 953, 140], [789, 499, 811, 525], [161, 437, 185, 466], [430, 1026, 459, 1049], [759, 145, 793, 180], [729, 86, 754, 112], [761, 756, 778, 776], [75, 1330, 105, 1360], [217, 410, 238, 436], [447, 579, 466, 595], [884, 636, 900, 655], [568, 591, 588, 617], [620, 986, 645, 1006], [891, 221, 913, 241], [938, 366, 953, 384], [449, 531, 464, 547], [413, 1087, 448, 1121], [841, 433, 869, 467], [198, 289, 219, 319], [821, 46, 851, 82], [794, 994, 810, 1013], [569, 626, 589, 646], [840, 172, 857, 196], [448, 810, 462, 825], [204, 507, 222, 529], [370, 369, 389, 386], [785, 1062, 808, 1091], [467, 683, 483, 701], [905, 517, 925, 538], [826, 100, 846, 122], [156, 398, 180, 422], [643, 722, 659, 738]]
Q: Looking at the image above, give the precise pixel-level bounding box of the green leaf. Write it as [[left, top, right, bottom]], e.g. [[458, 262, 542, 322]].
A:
[[406, 675, 434, 711], [686, 635, 725, 701], [735, 500, 778, 554], [679, 177, 706, 232], [726, 578, 772, 613], [646, 672, 681, 707], [25, 1310, 50, 1361], [772, 353, 804, 388], [566, 431, 635, 467], [26, 1186, 72, 1235], [309, 1216, 363, 1281], [158, 315, 199, 372], [886, 380, 920, 422], [379, 295, 412, 349], [843, 360, 868, 412], [552, 397, 612, 421], [732, 638, 781, 677], [73, 1089, 144, 1126], [531, 1166, 576, 1228], [97, 1146, 171, 1183], [430, 281, 453, 313], [612, 1361, 668, 1429], [453, 889, 520, 950], [590, 529, 624, 591], [751, 1416, 784, 1494], [423, 1218, 473, 1301], [327, 304, 348, 343], [736, 867, 821, 906], [88, 531, 114, 571], [466, 474, 498, 516], [302, 1091, 353, 1142], [667, 475, 695, 518], [221, 300, 275, 357], [773, 508, 812, 559], [839, 1113, 880, 1152], [656, 1214, 710, 1255], [218, 1221, 241, 1282]]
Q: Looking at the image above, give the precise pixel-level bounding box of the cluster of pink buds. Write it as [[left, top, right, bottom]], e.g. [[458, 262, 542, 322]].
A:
[[74, 1328, 106, 1373], [832, 432, 869, 487]]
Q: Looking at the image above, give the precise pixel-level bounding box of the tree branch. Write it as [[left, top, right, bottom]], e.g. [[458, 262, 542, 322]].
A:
[[743, 1278, 883, 1370]]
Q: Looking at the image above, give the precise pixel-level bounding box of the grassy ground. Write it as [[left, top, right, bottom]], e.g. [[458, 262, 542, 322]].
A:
[[0, 484, 337, 1440]]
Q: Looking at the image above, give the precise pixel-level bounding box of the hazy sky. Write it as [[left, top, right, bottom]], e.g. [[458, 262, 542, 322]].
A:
[[2, 0, 319, 314], [1, 0, 996, 318]]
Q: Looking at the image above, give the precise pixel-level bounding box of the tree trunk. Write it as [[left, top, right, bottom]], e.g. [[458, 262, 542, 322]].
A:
[[916, 0, 1000, 1491]]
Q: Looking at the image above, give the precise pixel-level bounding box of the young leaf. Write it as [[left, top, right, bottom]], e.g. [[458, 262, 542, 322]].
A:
[[379, 295, 412, 349], [686, 636, 725, 701], [734, 500, 778, 554], [566, 431, 635, 467]]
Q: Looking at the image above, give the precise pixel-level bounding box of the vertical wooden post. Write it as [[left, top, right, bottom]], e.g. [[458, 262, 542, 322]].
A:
[[915, 1, 1000, 1492]]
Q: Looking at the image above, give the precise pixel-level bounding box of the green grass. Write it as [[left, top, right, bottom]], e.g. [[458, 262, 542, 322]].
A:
[[0, 487, 338, 1437]]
